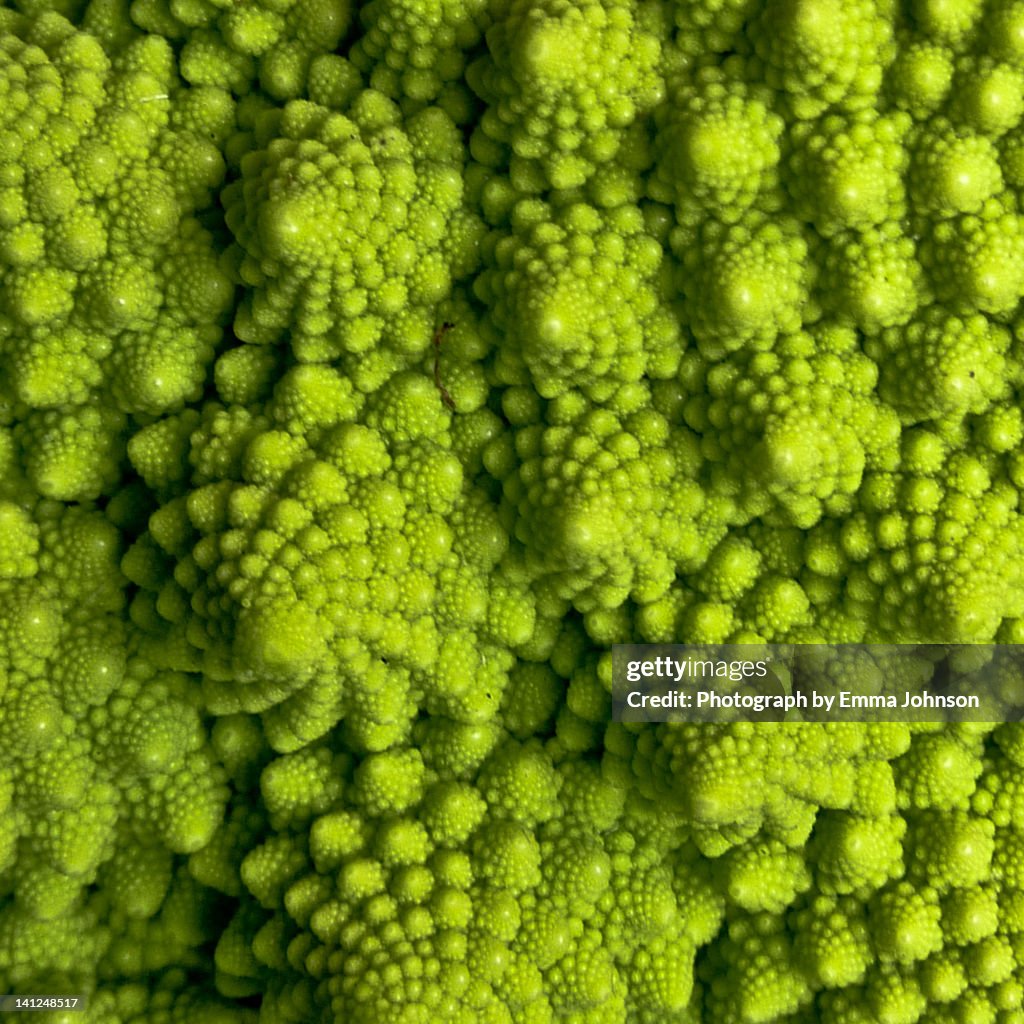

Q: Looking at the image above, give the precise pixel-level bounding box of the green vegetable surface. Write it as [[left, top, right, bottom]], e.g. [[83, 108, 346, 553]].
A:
[[1, 0, 1024, 1021]]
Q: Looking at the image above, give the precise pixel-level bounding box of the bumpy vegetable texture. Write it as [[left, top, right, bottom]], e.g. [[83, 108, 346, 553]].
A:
[[3, 0, 1024, 1021]]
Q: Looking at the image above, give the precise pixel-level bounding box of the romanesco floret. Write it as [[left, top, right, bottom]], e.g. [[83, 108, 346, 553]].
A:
[[0, 12, 231, 501], [787, 111, 909, 235], [0, 495, 229, 1001], [649, 68, 784, 227], [124, 364, 531, 756], [676, 213, 811, 359], [684, 324, 898, 528], [476, 198, 681, 399], [467, 0, 664, 189], [130, 0, 353, 100], [817, 219, 925, 332], [224, 90, 482, 390], [871, 308, 1012, 424], [349, 0, 489, 105], [488, 397, 716, 609], [748, 0, 894, 118]]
